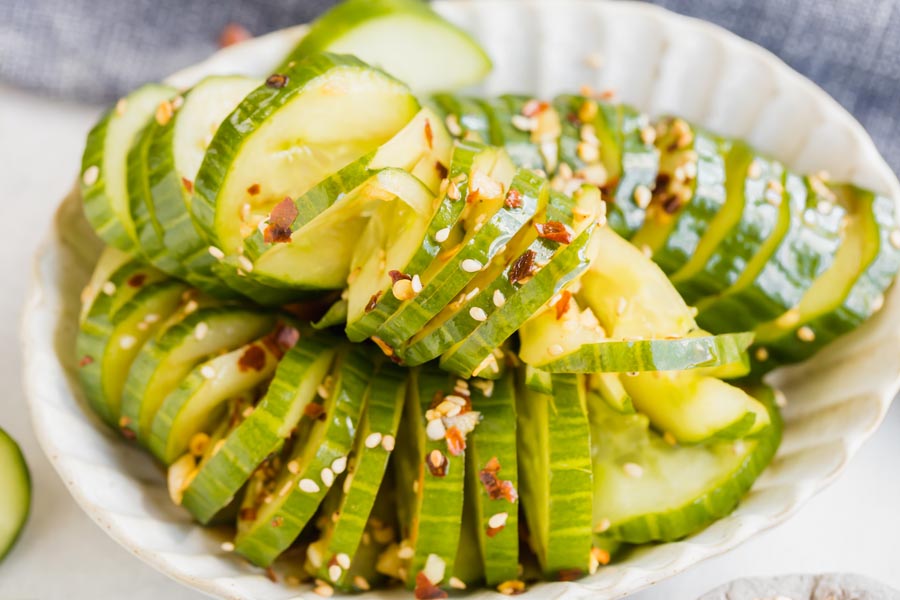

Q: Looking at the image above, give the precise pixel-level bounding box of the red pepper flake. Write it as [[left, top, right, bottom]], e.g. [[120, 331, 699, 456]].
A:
[[247, 183, 261, 196], [508, 250, 536, 285], [426, 449, 448, 478], [388, 270, 411, 284], [662, 194, 682, 214], [365, 291, 383, 313], [600, 89, 616, 100], [479, 457, 518, 503], [414, 572, 448, 600], [271, 516, 284, 528], [181, 177, 193, 193], [430, 390, 445, 410], [239, 507, 258, 521], [263, 197, 298, 244], [264, 566, 278, 583], [265, 73, 289, 88], [218, 22, 252, 48], [486, 525, 504, 538], [557, 569, 583, 582], [534, 221, 572, 244], [555, 290, 572, 320], [237, 345, 267, 372], [127, 273, 147, 287], [424, 119, 434, 149], [304, 402, 325, 421], [79, 355, 94, 367], [522, 99, 549, 118], [445, 426, 466, 456], [435, 161, 448, 180], [275, 325, 300, 351], [504, 188, 523, 209], [120, 427, 136, 441]]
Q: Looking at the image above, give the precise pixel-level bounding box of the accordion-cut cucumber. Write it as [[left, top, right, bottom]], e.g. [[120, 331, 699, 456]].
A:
[[518, 374, 592, 578], [590, 387, 781, 543], [182, 332, 340, 523], [673, 145, 785, 305], [429, 93, 492, 143], [283, 0, 491, 93], [0, 428, 30, 562], [120, 307, 276, 441], [632, 122, 729, 275], [479, 95, 546, 171], [78, 246, 132, 323], [234, 347, 374, 567], [191, 53, 419, 256], [81, 83, 176, 251]]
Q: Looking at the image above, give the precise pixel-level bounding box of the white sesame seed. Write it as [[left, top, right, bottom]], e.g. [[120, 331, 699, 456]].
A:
[[397, 543, 415, 560], [461, 258, 483, 273], [238, 256, 254, 273], [634, 185, 652, 209], [469, 306, 488, 322], [299, 478, 320, 493], [423, 553, 446, 585], [317, 383, 330, 399], [445, 114, 463, 137], [194, 321, 209, 340], [488, 512, 509, 529], [577, 141, 600, 163], [313, 583, 334, 597], [449, 576, 467, 590], [200, 365, 217, 379], [381, 435, 396, 451], [331, 456, 347, 474], [144, 313, 160, 323], [287, 460, 300, 474], [747, 160, 762, 179], [622, 462, 644, 478], [595, 518, 611, 533], [797, 325, 816, 342], [891, 229, 900, 250], [872, 293, 885, 312], [365, 432, 382, 449], [208, 246, 225, 260], [511, 114, 537, 132], [548, 344, 564, 357], [411, 274, 423, 293], [426, 418, 446, 441], [221, 541, 235, 552], [335, 552, 351, 570], [492, 289, 506, 307], [776, 309, 801, 329], [321, 467, 335, 487], [435, 227, 451, 243], [102, 281, 117, 296], [640, 126, 657, 146], [774, 389, 788, 407], [82, 165, 100, 186], [119, 335, 137, 350]]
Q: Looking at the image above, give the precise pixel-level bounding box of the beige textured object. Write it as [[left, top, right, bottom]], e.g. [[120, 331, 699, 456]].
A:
[[699, 573, 900, 599], [21, 2, 900, 599]]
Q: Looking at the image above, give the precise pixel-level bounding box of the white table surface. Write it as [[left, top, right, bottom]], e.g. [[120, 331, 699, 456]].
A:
[[1, 82, 899, 599]]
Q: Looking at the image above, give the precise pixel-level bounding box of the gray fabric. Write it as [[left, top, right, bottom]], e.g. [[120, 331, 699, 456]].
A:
[[2, 0, 899, 173], [698, 572, 900, 599]]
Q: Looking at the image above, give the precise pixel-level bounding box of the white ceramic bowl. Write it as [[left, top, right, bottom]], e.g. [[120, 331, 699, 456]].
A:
[[23, 1, 900, 599]]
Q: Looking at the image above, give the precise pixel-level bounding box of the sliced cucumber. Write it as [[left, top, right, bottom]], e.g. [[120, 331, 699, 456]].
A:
[[191, 53, 419, 256], [283, 0, 491, 93], [518, 374, 592, 578], [234, 347, 374, 567], [479, 95, 546, 171], [78, 246, 132, 324], [589, 373, 635, 415], [0, 428, 30, 562], [428, 93, 492, 143], [182, 332, 340, 523], [120, 307, 276, 442], [81, 84, 176, 251], [590, 386, 781, 543]]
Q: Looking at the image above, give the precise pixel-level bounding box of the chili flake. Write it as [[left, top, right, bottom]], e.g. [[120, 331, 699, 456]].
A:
[[78, 355, 94, 367], [247, 183, 261, 195], [263, 197, 298, 244], [445, 426, 466, 456], [426, 449, 448, 477], [479, 457, 518, 502], [504, 188, 523, 209], [414, 572, 448, 600], [508, 250, 536, 284], [127, 273, 147, 287], [237, 345, 267, 372], [424, 119, 434, 149], [218, 22, 252, 48], [181, 177, 193, 193], [265, 73, 289, 88], [365, 291, 382, 313], [555, 290, 572, 320], [534, 220, 572, 244]]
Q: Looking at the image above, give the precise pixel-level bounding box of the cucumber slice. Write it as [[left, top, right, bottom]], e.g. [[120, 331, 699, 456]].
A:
[[590, 386, 781, 543], [428, 93, 492, 143], [76, 259, 171, 425], [182, 332, 340, 523], [631, 121, 729, 275], [697, 173, 846, 332], [523, 365, 553, 395], [589, 373, 635, 415], [81, 83, 176, 251], [439, 186, 602, 378], [191, 53, 419, 256], [466, 374, 519, 586], [234, 347, 374, 567], [78, 246, 132, 323], [120, 307, 276, 442], [672, 145, 785, 305], [346, 141, 501, 342], [310, 363, 406, 589], [517, 374, 592, 578], [312, 300, 349, 330], [0, 428, 30, 562], [479, 96, 546, 170], [753, 186, 900, 369], [283, 0, 491, 93]]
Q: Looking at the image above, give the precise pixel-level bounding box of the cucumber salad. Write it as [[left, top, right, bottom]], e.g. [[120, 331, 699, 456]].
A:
[[69, 0, 899, 595]]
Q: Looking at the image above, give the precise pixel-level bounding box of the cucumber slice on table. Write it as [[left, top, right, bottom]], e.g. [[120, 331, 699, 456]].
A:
[[0, 428, 30, 562], [590, 387, 781, 543], [182, 331, 340, 523], [120, 307, 276, 442], [234, 347, 375, 567], [518, 374, 593, 579], [282, 0, 491, 93], [81, 83, 176, 251]]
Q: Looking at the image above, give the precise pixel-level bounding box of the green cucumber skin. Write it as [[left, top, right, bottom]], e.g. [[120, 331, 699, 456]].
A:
[[757, 191, 900, 368], [480, 95, 545, 171], [0, 428, 31, 562], [644, 131, 729, 275], [183, 335, 341, 523], [428, 94, 492, 143], [545, 374, 593, 577], [409, 369, 467, 590], [440, 223, 594, 378], [81, 84, 176, 252], [468, 374, 519, 586], [318, 363, 406, 587], [539, 332, 753, 374], [378, 166, 547, 351], [612, 104, 659, 238], [345, 141, 482, 342], [402, 175, 567, 365], [234, 347, 375, 567], [698, 173, 845, 333], [76, 261, 168, 426], [211, 258, 324, 306], [605, 388, 782, 543], [524, 366, 553, 394], [675, 153, 785, 306]]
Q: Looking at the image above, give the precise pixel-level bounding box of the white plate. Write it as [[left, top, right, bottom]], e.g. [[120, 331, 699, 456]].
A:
[[22, 1, 900, 599]]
